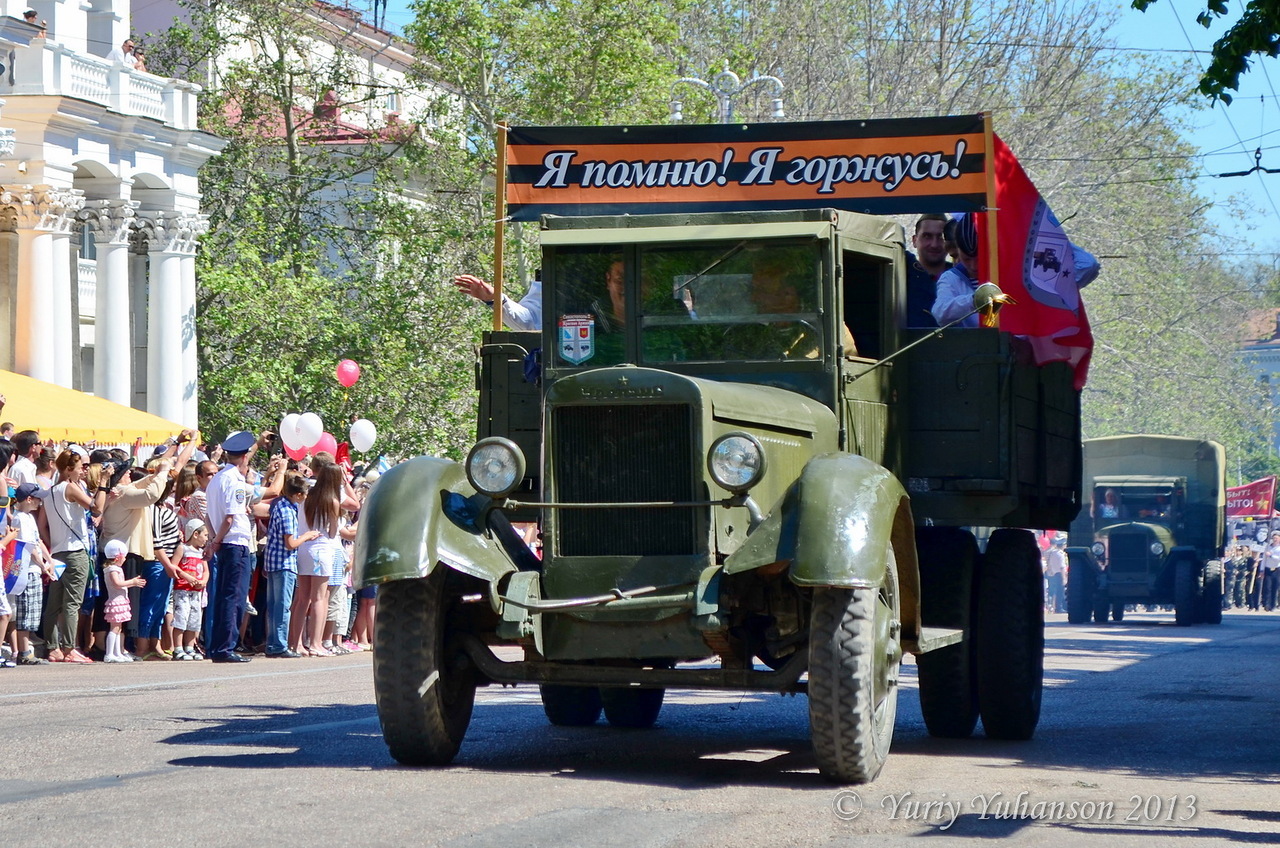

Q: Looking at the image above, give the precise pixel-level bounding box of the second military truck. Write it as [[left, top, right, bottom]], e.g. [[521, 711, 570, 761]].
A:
[[1067, 434, 1226, 626]]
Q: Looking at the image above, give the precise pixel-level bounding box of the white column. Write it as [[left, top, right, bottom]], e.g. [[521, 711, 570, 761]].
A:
[[85, 200, 138, 406], [142, 212, 185, 424], [15, 226, 54, 382], [50, 230, 75, 386], [5, 186, 83, 385], [180, 247, 199, 427]]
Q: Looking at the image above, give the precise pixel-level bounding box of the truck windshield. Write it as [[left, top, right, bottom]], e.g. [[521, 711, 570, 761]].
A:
[[1095, 485, 1180, 526], [638, 240, 824, 363]]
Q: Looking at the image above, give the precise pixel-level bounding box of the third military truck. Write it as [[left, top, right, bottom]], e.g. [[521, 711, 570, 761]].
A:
[[1067, 434, 1226, 626], [355, 205, 1082, 784]]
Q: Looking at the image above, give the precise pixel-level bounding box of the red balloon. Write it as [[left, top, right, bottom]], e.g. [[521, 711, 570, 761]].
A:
[[336, 359, 361, 388], [285, 443, 308, 461], [313, 431, 338, 457]]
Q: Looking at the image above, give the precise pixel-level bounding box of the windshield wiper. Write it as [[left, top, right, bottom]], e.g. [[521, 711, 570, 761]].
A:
[[673, 241, 749, 294]]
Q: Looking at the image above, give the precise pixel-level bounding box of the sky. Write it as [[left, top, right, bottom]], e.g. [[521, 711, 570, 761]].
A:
[[366, 0, 1279, 255]]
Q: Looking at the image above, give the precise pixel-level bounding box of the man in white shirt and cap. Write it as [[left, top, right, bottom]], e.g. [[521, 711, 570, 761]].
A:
[[205, 430, 266, 662]]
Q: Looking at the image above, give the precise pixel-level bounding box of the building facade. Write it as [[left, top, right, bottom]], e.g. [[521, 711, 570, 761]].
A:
[[0, 0, 223, 425]]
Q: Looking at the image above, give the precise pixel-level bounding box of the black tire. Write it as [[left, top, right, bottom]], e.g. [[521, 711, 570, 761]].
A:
[[1199, 560, 1223, 625], [1173, 558, 1200, 627], [914, 527, 979, 739], [372, 570, 476, 766], [1066, 555, 1095, 624], [1093, 595, 1110, 624], [808, 546, 901, 784], [600, 688, 665, 728], [539, 685, 603, 726], [1111, 603, 1125, 622], [975, 529, 1044, 741]]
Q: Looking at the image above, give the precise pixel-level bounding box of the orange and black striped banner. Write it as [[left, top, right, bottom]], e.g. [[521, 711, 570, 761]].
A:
[[506, 115, 988, 221]]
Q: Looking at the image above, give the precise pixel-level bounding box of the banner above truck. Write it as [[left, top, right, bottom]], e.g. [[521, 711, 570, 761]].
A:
[[502, 114, 1093, 389], [505, 114, 989, 220]]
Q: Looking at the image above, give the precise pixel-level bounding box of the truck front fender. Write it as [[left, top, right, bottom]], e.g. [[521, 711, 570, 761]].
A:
[[353, 456, 519, 587], [724, 452, 918, 593], [790, 453, 917, 592]]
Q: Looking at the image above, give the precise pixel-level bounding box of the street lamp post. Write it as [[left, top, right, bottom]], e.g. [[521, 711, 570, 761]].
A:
[[669, 62, 785, 124]]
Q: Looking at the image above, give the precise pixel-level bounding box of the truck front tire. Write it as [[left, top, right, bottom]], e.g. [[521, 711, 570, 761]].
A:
[[975, 529, 1044, 741], [1067, 557, 1095, 624], [373, 571, 476, 766], [1174, 558, 1201, 626], [808, 547, 901, 784], [1199, 560, 1223, 625]]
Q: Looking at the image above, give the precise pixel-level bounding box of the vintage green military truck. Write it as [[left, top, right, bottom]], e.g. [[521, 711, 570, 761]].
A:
[[1066, 435, 1225, 626], [354, 208, 1081, 784]]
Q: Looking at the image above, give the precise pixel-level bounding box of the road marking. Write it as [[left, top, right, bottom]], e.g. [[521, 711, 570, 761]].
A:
[[0, 661, 372, 701]]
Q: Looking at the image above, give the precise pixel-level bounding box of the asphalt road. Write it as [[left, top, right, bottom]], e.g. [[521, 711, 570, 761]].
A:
[[3, 610, 1279, 847]]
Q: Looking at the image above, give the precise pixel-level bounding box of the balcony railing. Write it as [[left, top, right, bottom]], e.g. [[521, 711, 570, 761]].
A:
[[78, 258, 95, 319], [1, 41, 201, 131]]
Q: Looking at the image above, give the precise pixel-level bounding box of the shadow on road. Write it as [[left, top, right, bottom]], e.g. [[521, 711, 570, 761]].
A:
[[157, 613, 1280, 794]]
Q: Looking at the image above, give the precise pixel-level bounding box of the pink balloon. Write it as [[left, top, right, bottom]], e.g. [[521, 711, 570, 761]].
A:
[[336, 359, 361, 388], [285, 443, 308, 461], [312, 431, 338, 457]]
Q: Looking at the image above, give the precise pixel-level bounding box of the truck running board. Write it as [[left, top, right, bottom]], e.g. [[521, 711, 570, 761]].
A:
[[904, 626, 963, 655]]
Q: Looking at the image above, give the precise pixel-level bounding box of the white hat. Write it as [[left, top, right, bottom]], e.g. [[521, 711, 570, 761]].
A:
[[183, 518, 206, 541], [103, 539, 128, 560]]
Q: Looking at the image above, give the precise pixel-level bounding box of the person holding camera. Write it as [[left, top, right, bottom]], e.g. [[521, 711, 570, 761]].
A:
[[43, 449, 109, 663], [98, 430, 196, 659]]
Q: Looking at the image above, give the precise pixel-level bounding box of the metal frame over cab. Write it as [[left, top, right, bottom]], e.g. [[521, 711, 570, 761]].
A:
[[356, 207, 1081, 784]]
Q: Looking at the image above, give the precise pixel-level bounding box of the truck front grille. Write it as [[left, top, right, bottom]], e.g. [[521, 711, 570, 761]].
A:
[[553, 404, 698, 556], [1108, 532, 1149, 574]]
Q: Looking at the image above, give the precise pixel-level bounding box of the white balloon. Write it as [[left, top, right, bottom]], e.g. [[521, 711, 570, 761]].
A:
[[349, 418, 377, 453], [279, 413, 301, 450], [297, 412, 324, 448]]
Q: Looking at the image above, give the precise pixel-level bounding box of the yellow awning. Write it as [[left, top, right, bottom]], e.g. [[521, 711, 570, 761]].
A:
[[0, 370, 184, 444]]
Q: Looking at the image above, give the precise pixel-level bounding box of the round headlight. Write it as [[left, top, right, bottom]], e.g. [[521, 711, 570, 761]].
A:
[[1091, 542, 1106, 558], [466, 437, 526, 499], [1150, 541, 1165, 556], [708, 433, 766, 493]]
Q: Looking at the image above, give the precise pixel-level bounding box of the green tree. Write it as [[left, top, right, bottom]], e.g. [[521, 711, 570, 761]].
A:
[[152, 0, 481, 459], [1132, 0, 1280, 102]]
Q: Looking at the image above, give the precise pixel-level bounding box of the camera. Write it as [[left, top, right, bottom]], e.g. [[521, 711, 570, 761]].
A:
[[100, 458, 134, 490]]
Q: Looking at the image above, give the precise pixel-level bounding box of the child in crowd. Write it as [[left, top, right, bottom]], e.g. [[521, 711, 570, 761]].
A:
[[103, 539, 146, 663], [7, 483, 56, 665], [0, 523, 17, 668], [172, 519, 208, 660]]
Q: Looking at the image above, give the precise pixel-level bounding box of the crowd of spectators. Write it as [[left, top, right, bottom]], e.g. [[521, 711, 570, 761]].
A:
[[0, 417, 379, 668]]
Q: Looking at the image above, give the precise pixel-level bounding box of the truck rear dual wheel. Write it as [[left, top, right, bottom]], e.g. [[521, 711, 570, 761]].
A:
[[373, 570, 477, 766], [975, 529, 1044, 741], [601, 688, 665, 728], [540, 685, 603, 726], [808, 546, 901, 784], [914, 527, 980, 739]]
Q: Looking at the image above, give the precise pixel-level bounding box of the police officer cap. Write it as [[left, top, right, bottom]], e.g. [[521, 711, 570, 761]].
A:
[[221, 430, 256, 454]]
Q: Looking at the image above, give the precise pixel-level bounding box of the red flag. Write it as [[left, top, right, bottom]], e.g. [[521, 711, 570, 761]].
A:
[[978, 135, 1093, 389]]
